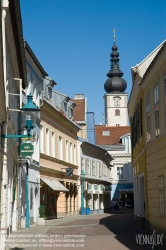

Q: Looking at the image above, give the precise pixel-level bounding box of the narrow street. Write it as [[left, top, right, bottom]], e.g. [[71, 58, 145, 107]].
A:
[[6, 210, 165, 250]]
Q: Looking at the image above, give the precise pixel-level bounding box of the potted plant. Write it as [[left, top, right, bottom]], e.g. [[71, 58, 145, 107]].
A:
[[37, 205, 46, 225]]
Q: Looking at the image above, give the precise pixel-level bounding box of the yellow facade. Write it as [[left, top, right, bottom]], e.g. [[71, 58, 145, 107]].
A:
[[129, 41, 166, 238]]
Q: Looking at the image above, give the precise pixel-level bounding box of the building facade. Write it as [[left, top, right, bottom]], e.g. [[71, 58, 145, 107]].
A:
[[40, 89, 80, 218], [0, 0, 28, 245], [78, 138, 113, 214], [19, 41, 48, 228], [128, 40, 166, 238]]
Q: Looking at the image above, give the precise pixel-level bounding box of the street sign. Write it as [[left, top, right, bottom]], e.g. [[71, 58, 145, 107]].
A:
[[20, 143, 34, 156], [66, 168, 73, 177]]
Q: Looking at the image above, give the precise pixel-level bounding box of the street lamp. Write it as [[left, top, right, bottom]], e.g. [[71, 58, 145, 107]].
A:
[[81, 170, 85, 215], [1, 92, 39, 140]]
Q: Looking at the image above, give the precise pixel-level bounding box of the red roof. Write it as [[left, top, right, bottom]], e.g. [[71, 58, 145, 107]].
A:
[[95, 125, 130, 145], [72, 99, 85, 121]]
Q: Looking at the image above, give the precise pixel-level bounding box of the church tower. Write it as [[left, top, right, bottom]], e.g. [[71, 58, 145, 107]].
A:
[[104, 31, 128, 126]]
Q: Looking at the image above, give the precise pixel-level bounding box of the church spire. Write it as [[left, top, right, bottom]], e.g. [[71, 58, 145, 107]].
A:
[[104, 29, 127, 93]]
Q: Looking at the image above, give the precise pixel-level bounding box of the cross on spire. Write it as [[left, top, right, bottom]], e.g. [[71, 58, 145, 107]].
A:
[[113, 28, 116, 43]]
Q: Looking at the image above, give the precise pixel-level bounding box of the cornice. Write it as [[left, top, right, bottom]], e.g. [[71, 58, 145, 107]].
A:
[[40, 153, 78, 170], [40, 166, 79, 180]]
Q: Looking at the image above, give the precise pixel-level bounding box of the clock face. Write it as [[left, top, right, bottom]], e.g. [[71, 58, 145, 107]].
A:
[[114, 100, 121, 107]]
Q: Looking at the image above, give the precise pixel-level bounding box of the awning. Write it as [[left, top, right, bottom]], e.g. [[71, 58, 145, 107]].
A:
[[118, 189, 133, 193], [41, 177, 69, 192]]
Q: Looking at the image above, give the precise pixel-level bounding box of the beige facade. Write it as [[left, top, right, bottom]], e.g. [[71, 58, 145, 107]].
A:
[[40, 99, 80, 218]]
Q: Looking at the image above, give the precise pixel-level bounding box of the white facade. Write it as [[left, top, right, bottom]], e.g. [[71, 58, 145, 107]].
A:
[[104, 92, 128, 126], [108, 133, 133, 200], [19, 41, 48, 228], [78, 139, 112, 214]]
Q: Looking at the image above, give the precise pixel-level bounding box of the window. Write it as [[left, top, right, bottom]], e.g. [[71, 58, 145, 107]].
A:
[[48, 87, 52, 100], [99, 163, 103, 178], [46, 128, 50, 155], [70, 142, 72, 163], [92, 161, 96, 176], [146, 95, 151, 142], [81, 158, 85, 172], [102, 131, 110, 136], [35, 134, 39, 162], [85, 159, 89, 175], [154, 85, 160, 136], [131, 98, 142, 150], [64, 102, 67, 113], [74, 145, 76, 164], [158, 176, 165, 216], [116, 124, 120, 126], [51, 131, 55, 157], [40, 125, 43, 152], [115, 109, 120, 116], [66, 140, 69, 162], [59, 136, 63, 160], [117, 167, 123, 180]]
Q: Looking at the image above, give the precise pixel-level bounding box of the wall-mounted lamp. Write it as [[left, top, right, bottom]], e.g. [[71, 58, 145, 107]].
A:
[[1, 93, 39, 141]]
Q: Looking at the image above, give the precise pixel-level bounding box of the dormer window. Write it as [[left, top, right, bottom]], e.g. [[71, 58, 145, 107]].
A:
[[48, 86, 52, 100]]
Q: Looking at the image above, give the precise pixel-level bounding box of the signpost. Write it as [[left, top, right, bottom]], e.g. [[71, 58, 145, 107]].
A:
[[20, 143, 34, 157], [66, 168, 74, 177]]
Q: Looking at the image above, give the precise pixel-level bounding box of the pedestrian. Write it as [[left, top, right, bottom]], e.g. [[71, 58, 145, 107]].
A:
[[111, 199, 115, 211], [119, 199, 122, 211], [122, 199, 125, 211]]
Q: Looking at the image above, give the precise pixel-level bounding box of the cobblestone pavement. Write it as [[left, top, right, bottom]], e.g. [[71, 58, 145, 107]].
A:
[[5, 210, 166, 250]]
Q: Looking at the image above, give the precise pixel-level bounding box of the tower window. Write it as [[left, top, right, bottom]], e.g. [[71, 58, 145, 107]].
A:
[[115, 109, 120, 116]]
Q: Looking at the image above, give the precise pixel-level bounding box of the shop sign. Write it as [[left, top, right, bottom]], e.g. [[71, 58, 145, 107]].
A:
[[20, 143, 34, 156]]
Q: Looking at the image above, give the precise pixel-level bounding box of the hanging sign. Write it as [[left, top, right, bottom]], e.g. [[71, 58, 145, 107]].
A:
[[20, 143, 34, 156]]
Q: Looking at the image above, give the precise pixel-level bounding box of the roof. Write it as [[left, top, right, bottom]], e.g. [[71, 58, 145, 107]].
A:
[[43, 97, 80, 130], [77, 137, 114, 160], [25, 40, 48, 77], [95, 125, 131, 146], [131, 40, 166, 83], [72, 98, 86, 122], [9, 0, 28, 88]]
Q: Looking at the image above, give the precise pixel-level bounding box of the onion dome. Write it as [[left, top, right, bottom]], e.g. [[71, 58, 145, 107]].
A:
[[104, 31, 127, 93]]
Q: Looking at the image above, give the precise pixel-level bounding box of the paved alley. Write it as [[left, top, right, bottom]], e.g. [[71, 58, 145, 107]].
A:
[[5, 210, 165, 250]]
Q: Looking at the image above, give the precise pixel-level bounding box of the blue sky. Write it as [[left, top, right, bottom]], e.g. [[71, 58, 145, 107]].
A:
[[20, 0, 166, 124]]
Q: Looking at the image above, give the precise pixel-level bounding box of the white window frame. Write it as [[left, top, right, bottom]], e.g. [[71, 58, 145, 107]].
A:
[[74, 144, 76, 165], [40, 125, 43, 153], [117, 166, 124, 180], [46, 128, 50, 155], [51, 131, 55, 157], [66, 140, 69, 162], [59, 135, 63, 160]]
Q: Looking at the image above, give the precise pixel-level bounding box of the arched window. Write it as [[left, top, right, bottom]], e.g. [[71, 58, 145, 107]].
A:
[[115, 109, 120, 116]]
